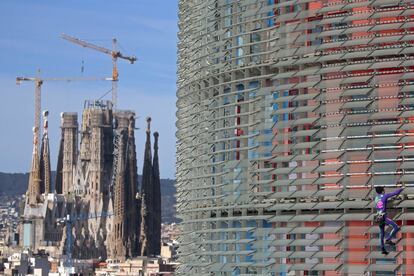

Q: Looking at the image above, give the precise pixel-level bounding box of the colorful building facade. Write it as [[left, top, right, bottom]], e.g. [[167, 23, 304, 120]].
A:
[[176, 0, 414, 274]]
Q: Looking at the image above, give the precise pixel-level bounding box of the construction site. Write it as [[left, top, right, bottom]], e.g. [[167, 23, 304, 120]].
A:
[[15, 34, 162, 271]]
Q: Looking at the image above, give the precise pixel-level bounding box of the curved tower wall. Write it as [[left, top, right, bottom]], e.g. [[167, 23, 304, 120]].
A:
[[177, 0, 414, 275]]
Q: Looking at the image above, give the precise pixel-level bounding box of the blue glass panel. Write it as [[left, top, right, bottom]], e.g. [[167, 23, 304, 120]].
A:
[[263, 129, 272, 135], [249, 81, 259, 89]]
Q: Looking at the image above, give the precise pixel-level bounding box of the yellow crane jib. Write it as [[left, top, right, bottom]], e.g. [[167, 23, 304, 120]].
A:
[[61, 33, 137, 109]]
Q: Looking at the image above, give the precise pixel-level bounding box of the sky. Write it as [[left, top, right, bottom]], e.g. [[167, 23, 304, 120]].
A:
[[0, 1, 178, 179]]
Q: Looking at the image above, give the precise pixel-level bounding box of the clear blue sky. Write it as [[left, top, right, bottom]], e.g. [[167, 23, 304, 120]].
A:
[[0, 1, 178, 179]]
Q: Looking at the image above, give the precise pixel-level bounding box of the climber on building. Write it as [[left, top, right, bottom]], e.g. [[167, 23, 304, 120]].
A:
[[374, 186, 404, 255]]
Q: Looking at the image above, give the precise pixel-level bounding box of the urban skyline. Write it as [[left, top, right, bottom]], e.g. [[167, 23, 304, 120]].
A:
[[3, 0, 414, 275]]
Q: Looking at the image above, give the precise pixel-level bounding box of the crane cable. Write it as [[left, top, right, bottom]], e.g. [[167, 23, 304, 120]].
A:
[[98, 88, 113, 101]]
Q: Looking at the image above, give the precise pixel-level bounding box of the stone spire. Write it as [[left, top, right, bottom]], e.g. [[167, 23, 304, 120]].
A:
[[39, 110, 51, 194], [55, 131, 64, 194], [152, 131, 161, 255], [111, 112, 140, 259], [27, 126, 41, 205], [112, 126, 127, 259], [125, 114, 140, 257], [140, 117, 153, 256], [54, 112, 78, 195]]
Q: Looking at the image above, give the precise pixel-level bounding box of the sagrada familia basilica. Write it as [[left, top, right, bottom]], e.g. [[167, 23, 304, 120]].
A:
[[20, 100, 161, 260]]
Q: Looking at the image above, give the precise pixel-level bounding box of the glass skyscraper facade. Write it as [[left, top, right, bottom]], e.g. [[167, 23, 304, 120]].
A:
[[176, 0, 414, 274]]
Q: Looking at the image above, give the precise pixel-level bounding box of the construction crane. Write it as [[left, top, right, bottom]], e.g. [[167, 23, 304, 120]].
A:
[[57, 212, 113, 271], [61, 34, 137, 109], [16, 73, 113, 152]]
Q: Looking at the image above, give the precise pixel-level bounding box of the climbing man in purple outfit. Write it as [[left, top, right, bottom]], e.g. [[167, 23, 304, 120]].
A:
[[374, 186, 404, 255]]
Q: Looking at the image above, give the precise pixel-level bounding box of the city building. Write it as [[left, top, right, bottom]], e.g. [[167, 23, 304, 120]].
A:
[[176, 0, 414, 275], [3, 252, 50, 276], [95, 257, 176, 276]]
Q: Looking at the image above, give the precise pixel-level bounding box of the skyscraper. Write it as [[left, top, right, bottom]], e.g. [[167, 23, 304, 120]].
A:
[[176, 0, 414, 274]]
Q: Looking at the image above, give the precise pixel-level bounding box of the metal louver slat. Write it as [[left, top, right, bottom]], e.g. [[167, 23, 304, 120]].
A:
[[313, 226, 342, 234], [313, 201, 342, 209], [344, 1, 369, 9], [370, 60, 402, 69], [343, 50, 372, 59], [317, 53, 344, 62], [369, 47, 402, 57], [369, 112, 401, 120], [293, 92, 318, 101], [371, 35, 403, 45], [275, 48, 298, 59], [401, 34, 414, 42], [400, 162, 414, 169], [343, 25, 371, 34], [367, 264, 400, 272], [320, 16, 345, 25], [313, 177, 342, 185], [341, 100, 371, 109], [292, 117, 318, 126], [314, 163, 344, 173], [372, 175, 400, 186], [319, 66, 345, 74], [398, 199, 414, 207], [269, 203, 294, 210], [293, 154, 317, 161], [401, 47, 414, 54], [399, 136, 414, 143], [294, 81, 319, 89], [314, 213, 343, 222], [318, 4, 345, 13], [340, 75, 372, 84], [372, 10, 403, 18], [290, 214, 317, 222], [401, 84, 414, 92], [290, 263, 316, 271], [290, 226, 317, 234], [313, 239, 342, 246], [401, 97, 414, 105], [273, 71, 297, 80], [313, 264, 342, 271], [317, 29, 345, 38], [292, 105, 315, 113], [289, 251, 316, 258], [342, 63, 372, 71], [339, 200, 370, 209], [344, 12, 371, 22], [402, 21, 414, 29], [317, 41, 344, 50], [370, 136, 401, 145], [294, 56, 319, 65], [342, 38, 372, 47], [400, 110, 414, 118], [370, 23, 403, 32]]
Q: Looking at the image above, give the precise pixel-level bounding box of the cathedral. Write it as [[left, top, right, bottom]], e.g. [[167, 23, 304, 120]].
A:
[[20, 100, 161, 260]]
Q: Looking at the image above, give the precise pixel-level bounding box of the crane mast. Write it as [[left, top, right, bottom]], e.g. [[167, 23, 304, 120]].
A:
[[58, 212, 113, 270], [61, 34, 137, 109], [16, 74, 112, 151], [34, 79, 42, 149]]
